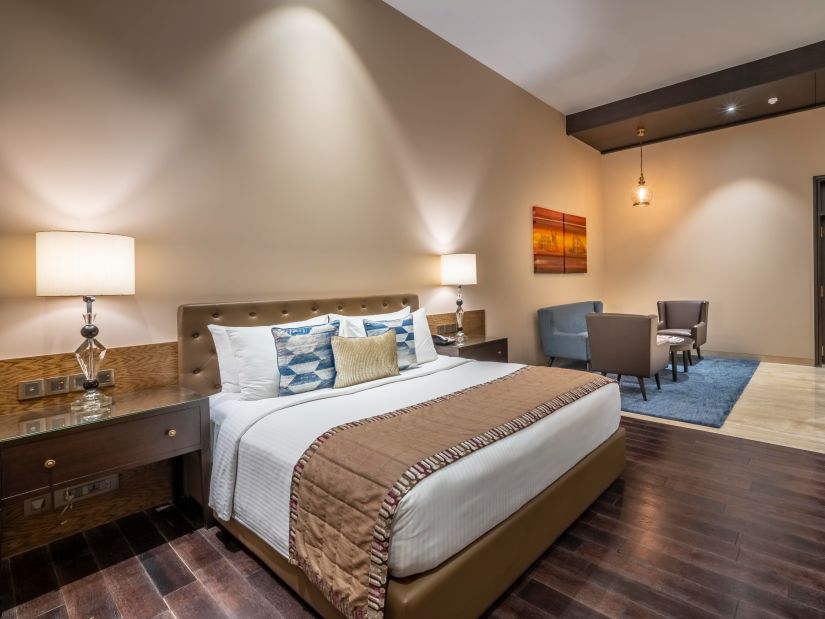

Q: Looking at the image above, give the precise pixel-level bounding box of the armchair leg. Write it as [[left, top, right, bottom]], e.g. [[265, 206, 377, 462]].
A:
[[637, 376, 648, 401], [696, 347, 703, 360], [617, 374, 622, 383], [688, 351, 693, 366], [654, 373, 661, 390], [548, 357, 555, 367], [586, 361, 591, 371]]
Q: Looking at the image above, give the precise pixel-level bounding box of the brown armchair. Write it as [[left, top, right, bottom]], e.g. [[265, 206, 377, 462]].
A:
[[586, 313, 670, 401], [657, 301, 709, 358]]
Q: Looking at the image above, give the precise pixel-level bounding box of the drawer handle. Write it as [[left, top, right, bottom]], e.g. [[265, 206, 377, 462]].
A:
[[497, 350, 502, 355], [167, 429, 177, 438], [44, 458, 56, 469]]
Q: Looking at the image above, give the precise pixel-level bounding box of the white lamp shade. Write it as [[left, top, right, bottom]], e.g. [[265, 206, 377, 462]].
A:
[[36, 231, 135, 296], [440, 253, 477, 286]]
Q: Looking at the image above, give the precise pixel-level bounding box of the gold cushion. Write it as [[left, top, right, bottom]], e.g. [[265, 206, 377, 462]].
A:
[[332, 331, 399, 388]]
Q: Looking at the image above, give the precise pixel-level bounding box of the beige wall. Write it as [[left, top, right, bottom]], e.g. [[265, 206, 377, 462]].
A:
[[601, 107, 825, 361], [0, 0, 603, 364]]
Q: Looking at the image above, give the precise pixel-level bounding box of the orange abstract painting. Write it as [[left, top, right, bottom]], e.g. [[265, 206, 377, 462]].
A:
[[532, 206, 587, 274], [532, 207, 564, 273]]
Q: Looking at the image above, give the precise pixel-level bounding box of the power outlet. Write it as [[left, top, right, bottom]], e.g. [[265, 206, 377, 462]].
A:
[[18, 379, 45, 401], [69, 373, 86, 392], [53, 473, 119, 508], [436, 323, 458, 335], [24, 493, 53, 517], [44, 375, 70, 396], [96, 369, 115, 387]]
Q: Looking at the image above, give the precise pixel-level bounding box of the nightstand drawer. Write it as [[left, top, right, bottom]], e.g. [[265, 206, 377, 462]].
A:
[[1, 406, 201, 500], [463, 339, 508, 362]]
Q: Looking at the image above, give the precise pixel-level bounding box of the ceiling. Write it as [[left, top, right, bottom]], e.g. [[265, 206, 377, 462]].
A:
[[383, 0, 825, 115], [566, 43, 825, 152]]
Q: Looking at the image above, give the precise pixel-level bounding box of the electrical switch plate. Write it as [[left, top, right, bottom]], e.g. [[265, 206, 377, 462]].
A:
[[44, 375, 70, 396], [18, 379, 45, 401]]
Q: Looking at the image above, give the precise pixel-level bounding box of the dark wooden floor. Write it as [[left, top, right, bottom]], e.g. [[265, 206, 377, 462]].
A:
[[3, 416, 825, 619]]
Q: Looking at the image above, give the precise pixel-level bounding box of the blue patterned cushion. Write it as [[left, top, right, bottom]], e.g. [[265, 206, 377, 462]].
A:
[[272, 322, 339, 396], [364, 315, 418, 370]]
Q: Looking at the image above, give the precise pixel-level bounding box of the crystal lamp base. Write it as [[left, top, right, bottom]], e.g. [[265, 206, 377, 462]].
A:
[[455, 285, 465, 343], [70, 390, 112, 422], [71, 295, 112, 422]]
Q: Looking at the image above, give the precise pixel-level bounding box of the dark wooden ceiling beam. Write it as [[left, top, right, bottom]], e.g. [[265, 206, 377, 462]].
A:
[[566, 39, 825, 135]]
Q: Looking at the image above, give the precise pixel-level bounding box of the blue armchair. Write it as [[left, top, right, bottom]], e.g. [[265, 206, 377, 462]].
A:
[[537, 301, 604, 365]]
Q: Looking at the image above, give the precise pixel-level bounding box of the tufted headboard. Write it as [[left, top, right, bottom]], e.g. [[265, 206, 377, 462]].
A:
[[177, 294, 419, 395]]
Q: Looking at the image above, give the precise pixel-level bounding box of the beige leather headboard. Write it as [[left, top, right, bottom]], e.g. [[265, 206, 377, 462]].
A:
[[177, 294, 419, 395]]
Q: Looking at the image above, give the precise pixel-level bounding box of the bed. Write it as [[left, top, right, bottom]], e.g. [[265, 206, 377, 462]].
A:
[[178, 294, 625, 619]]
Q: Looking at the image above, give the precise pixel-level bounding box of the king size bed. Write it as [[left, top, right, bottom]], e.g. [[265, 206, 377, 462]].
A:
[[178, 294, 625, 619]]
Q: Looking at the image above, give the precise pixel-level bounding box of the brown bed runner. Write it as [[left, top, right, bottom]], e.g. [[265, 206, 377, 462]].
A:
[[288, 366, 612, 619]]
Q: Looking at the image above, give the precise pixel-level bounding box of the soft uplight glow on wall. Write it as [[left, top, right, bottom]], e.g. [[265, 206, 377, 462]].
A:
[[0, 0, 184, 224], [222, 5, 474, 253]]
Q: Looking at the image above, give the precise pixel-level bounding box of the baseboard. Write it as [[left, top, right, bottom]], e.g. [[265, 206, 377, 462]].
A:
[[702, 349, 815, 367]]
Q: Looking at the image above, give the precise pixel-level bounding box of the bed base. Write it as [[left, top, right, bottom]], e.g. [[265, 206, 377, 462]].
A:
[[219, 427, 625, 619]]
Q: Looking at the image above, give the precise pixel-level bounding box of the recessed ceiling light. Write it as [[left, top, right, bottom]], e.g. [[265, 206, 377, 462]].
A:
[[726, 104, 737, 113], [768, 96, 779, 105]]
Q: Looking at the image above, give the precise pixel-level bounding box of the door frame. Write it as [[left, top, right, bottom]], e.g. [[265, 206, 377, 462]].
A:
[[815, 175, 825, 366]]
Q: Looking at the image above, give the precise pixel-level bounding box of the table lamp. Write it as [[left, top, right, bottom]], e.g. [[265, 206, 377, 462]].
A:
[[440, 253, 477, 343], [36, 231, 135, 419]]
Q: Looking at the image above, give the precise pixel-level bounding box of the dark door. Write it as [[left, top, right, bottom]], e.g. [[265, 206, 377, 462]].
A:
[[816, 176, 825, 366]]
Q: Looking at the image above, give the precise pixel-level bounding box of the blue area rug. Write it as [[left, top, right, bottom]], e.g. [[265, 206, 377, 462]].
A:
[[617, 357, 760, 428]]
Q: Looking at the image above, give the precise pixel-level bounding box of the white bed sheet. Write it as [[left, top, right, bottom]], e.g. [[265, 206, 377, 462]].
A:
[[210, 357, 620, 577]]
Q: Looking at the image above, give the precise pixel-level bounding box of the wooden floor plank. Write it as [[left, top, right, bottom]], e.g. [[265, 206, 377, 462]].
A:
[[517, 580, 609, 619], [139, 544, 196, 597], [527, 556, 661, 619], [558, 534, 738, 617], [100, 557, 168, 619], [194, 557, 282, 619], [163, 580, 227, 619]]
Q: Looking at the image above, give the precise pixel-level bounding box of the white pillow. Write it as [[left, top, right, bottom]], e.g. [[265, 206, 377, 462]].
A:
[[411, 307, 438, 365], [207, 325, 240, 393], [330, 306, 411, 338], [225, 315, 329, 400]]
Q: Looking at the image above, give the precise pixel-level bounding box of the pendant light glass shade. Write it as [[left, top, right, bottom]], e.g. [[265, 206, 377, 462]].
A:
[[632, 175, 651, 207], [631, 128, 651, 207]]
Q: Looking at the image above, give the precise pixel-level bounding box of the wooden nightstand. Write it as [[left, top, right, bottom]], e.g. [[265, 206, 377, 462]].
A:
[[437, 336, 509, 362], [0, 386, 211, 559]]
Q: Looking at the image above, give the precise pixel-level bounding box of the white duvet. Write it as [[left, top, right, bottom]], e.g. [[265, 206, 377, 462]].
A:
[[209, 356, 620, 577]]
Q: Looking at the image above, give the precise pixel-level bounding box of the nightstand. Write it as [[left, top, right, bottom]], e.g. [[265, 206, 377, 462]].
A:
[[437, 336, 509, 362], [0, 386, 211, 559]]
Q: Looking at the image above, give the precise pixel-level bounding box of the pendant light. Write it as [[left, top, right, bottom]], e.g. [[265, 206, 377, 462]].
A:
[[632, 127, 651, 207]]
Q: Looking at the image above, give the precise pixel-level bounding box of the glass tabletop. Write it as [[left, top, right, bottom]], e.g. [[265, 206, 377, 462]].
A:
[[0, 386, 205, 444]]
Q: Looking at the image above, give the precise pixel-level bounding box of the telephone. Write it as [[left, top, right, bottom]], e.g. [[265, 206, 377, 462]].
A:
[[432, 334, 456, 345]]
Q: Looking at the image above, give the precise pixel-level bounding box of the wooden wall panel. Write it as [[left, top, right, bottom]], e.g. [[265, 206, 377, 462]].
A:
[[2, 460, 173, 557], [0, 343, 178, 414], [427, 309, 485, 337]]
